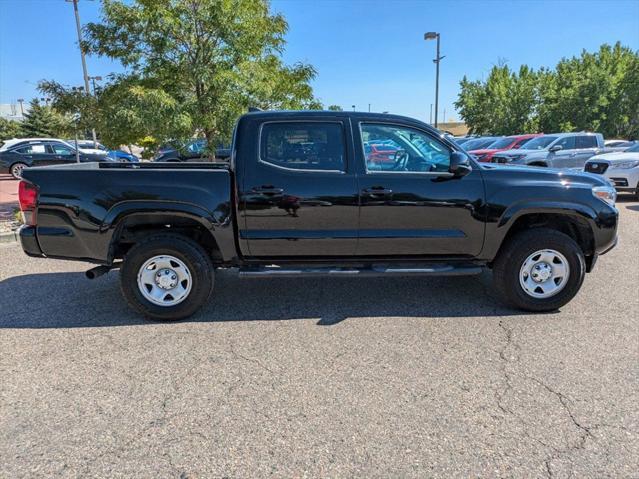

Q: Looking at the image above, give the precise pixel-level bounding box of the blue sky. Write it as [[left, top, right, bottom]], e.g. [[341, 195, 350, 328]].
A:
[[1, 0, 638, 123]]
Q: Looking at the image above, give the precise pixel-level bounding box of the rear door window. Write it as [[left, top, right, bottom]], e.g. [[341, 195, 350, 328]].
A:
[[13, 144, 47, 155], [260, 122, 345, 171], [576, 136, 598, 149]]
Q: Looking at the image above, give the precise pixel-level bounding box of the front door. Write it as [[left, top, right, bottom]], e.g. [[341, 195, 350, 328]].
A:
[[239, 119, 359, 257], [355, 122, 485, 257], [549, 136, 576, 168], [48, 142, 78, 165]]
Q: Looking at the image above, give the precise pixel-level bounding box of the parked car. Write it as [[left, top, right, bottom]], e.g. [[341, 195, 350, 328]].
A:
[[491, 132, 605, 169], [452, 137, 473, 146], [604, 139, 635, 148], [364, 141, 400, 165], [71, 140, 139, 162], [460, 136, 503, 151], [584, 142, 639, 197], [108, 150, 139, 163], [153, 139, 230, 162], [1, 137, 105, 156], [0, 139, 111, 178], [17, 111, 618, 320], [469, 134, 542, 162], [68, 139, 109, 156]]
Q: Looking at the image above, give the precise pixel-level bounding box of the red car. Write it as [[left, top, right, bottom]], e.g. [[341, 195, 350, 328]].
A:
[[470, 134, 542, 162], [365, 143, 400, 164]]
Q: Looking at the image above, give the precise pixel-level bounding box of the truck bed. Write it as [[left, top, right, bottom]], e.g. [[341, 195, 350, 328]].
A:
[[21, 162, 235, 264]]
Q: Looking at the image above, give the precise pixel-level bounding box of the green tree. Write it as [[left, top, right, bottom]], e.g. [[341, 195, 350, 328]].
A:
[[0, 117, 23, 141], [455, 64, 539, 135], [20, 99, 72, 138], [539, 43, 639, 138], [72, 0, 320, 150], [327, 105, 343, 111], [456, 43, 639, 138]]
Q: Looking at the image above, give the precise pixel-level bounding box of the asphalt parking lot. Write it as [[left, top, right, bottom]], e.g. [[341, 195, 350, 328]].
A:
[[1, 199, 638, 478]]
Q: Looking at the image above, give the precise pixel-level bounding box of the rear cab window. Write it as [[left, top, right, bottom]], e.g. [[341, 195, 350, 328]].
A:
[[260, 122, 345, 172]]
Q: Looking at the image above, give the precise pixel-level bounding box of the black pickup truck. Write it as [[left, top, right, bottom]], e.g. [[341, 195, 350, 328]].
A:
[[18, 111, 618, 320]]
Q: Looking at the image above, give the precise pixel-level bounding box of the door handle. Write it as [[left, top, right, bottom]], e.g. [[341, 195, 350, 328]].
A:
[[252, 186, 284, 195], [363, 187, 393, 196]]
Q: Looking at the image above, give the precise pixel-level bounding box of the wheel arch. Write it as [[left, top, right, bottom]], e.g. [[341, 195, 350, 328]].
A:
[[488, 205, 598, 271], [105, 205, 224, 264]]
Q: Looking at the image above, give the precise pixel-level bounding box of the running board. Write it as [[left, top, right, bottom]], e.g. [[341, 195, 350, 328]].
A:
[[238, 264, 483, 278]]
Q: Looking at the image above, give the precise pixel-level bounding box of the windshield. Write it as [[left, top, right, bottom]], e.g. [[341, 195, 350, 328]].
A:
[[627, 143, 639, 153], [463, 137, 499, 151], [487, 137, 516, 149], [521, 136, 558, 150]]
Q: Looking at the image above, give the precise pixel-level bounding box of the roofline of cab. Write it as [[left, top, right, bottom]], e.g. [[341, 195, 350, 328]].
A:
[[238, 110, 443, 136]]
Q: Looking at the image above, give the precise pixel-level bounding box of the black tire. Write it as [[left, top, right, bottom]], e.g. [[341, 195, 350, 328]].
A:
[[492, 228, 585, 312], [120, 234, 214, 320], [10, 162, 27, 179]]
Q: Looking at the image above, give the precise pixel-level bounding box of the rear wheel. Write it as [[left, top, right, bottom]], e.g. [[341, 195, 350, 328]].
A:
[[10, 162, 27, 179], [120, 234, 214, 320], [492, 228, 585, 311]]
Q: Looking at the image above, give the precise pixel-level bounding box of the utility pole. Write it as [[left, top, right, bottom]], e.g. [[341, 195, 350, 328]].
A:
[[368, 103, 371, 113], [68, 0, 97, 146], [430, 103, 433, 124], [352, 105, 356, 112], [424, 32, 445, 128], [17, 98, 24, 117]]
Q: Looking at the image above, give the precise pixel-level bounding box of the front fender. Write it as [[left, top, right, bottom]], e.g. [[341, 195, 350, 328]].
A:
[[498, 200, 599, 228]]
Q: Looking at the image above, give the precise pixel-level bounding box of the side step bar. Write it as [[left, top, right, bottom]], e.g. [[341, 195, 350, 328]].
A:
[[238, 264, 483, 279]]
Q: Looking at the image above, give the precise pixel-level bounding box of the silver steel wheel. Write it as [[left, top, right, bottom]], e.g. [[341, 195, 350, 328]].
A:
[[137, 255, 192, 307], [519, 249, 570, 299], [11, 163, 26, 178]]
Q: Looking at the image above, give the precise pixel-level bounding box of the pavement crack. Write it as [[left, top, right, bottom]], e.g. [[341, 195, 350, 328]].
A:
[[229, 344, 275, 374], [527, 376, 594, 444]]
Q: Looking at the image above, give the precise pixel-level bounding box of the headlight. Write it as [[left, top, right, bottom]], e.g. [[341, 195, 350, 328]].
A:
[[610, 160, 639, 169], [592, 185, 617, 206]]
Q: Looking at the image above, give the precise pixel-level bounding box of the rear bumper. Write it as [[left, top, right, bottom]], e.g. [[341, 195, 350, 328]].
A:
[[19, 225, 44, 257]]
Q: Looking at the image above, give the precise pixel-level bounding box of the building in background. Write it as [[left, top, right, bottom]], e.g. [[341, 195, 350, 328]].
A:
[[0, 103, 28, 122]]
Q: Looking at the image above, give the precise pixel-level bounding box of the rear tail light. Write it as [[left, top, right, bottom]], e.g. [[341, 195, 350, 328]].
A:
[[18, 180, 38, 226]]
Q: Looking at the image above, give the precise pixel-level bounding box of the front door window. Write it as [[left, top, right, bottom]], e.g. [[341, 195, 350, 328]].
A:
[[360, 123, 451, 173]]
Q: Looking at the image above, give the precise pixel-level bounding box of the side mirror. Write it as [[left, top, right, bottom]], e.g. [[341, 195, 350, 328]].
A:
[[449, 151, 472, 177], [549, 144, 562, 152]]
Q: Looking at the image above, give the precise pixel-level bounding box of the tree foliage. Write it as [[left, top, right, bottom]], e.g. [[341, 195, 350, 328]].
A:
[[0, 117, 23, 142], [456, 43, 639, 138], [18, 99, 74, 138], [42, 0, 322, 151]]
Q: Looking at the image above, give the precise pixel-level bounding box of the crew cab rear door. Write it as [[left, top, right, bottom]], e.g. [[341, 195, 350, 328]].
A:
[[353, 120, 485, 257], [237, 116, 359, 257]]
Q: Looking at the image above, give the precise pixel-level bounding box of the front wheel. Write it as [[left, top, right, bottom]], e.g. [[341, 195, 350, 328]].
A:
[[120, 234, 214, 320], [492, 228, 585, 311]]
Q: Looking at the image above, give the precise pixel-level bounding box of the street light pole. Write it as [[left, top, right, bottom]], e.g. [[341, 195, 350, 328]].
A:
[[88, 75, 102, 95], [424, 32, 445, 129], [68, 0, 98, 146]]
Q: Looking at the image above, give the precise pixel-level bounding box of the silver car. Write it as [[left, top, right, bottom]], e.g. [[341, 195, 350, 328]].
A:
[[491, 132, 605, 169]]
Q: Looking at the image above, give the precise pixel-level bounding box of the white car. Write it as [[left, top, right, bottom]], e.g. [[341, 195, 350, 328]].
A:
[[0, 137, 107, 156], [584, 143, 639, 197]]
